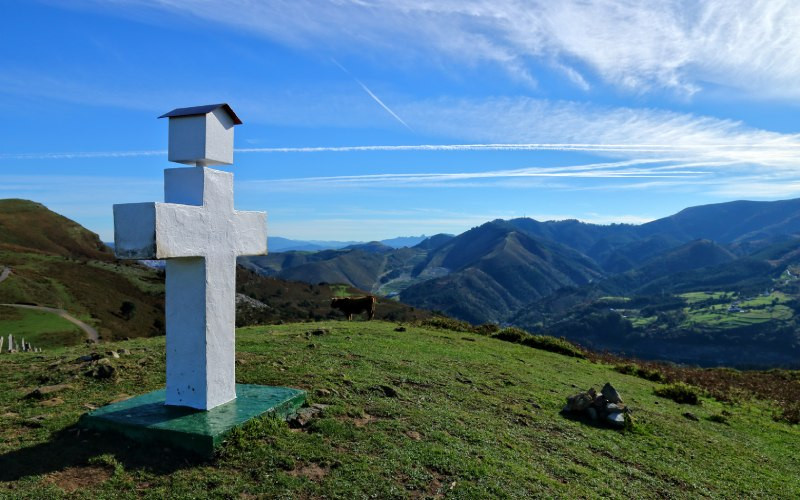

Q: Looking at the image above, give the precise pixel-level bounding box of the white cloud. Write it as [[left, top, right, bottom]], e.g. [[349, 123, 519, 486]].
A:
[[91, 0, 800, 97]]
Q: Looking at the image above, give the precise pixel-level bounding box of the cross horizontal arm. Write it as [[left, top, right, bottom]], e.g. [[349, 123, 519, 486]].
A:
[[114, 202, 266, 260], [231, 210, 267, 256]]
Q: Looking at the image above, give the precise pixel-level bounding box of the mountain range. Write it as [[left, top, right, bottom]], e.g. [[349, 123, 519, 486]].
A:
[[267, 235, 430, 252], [242, 198, 800, 367]]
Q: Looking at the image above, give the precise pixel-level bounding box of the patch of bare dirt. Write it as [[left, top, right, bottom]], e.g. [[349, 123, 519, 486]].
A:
[[44, 465, 112, 492], [409, 470, 456, 499], [39, 397, 64, 407], [109, 394, 132, 403], [287, 463, 329, 481], [405, 430, 422, 440], [352, 413, 379, 427]]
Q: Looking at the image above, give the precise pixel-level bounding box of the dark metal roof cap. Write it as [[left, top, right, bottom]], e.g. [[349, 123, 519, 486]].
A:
[[158, 103, 242, 125]]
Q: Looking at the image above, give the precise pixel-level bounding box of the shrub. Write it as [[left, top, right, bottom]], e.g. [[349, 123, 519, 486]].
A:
[[419, 317, 474, 333], [473, 323, 500, 336], [492, 327, 527, 343], [615, 363, 666, 383], [615, 363, 638, 376], [640, 368, 667, 383], [654, 383, 701, 405], [708, 414, 730, 425], [520, 335, 586, 359], [775, 403, 800, 425]]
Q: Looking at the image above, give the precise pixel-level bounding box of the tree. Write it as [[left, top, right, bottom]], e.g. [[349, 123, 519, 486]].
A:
[[120, 301, 136, 321]]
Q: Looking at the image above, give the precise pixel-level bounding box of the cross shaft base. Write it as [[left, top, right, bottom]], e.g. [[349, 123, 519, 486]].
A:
[[80, 384, 306, 457]]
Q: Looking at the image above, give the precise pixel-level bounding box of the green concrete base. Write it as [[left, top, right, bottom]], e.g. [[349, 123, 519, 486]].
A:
[[80, 384, 306, 456]]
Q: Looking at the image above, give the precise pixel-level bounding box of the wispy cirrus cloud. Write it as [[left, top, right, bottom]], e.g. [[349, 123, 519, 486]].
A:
[[5, 92, 800, 197], [7, 96, 797, 176], [83, 0, 800, 97], [246, 159, 708, 189]]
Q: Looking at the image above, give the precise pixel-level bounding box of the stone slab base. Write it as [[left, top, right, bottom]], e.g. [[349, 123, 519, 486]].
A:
[[80, 384, 306, 456]]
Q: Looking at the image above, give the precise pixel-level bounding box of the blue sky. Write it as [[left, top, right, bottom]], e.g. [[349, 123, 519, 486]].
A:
[[2, 1, 800, 241]]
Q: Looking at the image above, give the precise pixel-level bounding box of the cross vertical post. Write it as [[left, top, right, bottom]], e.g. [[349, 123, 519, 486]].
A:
[[112, 104, 267, 410]]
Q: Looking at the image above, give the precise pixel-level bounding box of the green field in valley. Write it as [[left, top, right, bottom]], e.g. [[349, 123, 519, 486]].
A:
[[0, 320, 798, 497], [0, 306, 84, 348], [623, 290, 796, 332]]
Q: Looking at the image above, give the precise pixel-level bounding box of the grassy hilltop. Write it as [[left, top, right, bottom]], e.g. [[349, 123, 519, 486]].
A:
[[0, 320, 798, 498]]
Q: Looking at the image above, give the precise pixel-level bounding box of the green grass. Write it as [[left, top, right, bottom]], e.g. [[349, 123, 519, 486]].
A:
[[0, 306, 83, 348], [631, 291, 796, 332], [629, 315, 658, 328], [0, 320, 798, 497], [0, 250, 165, 343], [679, 291, 728, 304], [596, 296, 630, 304], [86, 261, 165, 295], [329, 284, 352, 297]]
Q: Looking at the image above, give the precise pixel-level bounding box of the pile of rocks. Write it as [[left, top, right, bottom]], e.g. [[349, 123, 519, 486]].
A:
[[76, 350, 131, 379], [562, 382, 631, 428]]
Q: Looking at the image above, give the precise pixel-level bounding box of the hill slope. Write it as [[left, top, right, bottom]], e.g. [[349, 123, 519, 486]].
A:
[[0, 199, 112, 260], [400, 223, 603, 323], [0, 200, 165, 344], [0, 321, 797, 496]]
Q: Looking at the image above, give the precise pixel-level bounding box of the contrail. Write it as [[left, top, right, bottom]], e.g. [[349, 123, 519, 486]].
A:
[[0, 150, 166, 160], [245, 158, 712, 187], [4, 142, 800, 161], [331, 58, 413, 131]]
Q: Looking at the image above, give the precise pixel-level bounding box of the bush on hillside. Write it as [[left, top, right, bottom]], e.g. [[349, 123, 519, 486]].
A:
[[473, 323, 500, 336], [419, 317, 585, 360], [654, 383, 701, 405], [521, 335, 586, 359], [615, 363, 666, 383], [492, 327, 527, 343], [776, 402, 800, 425], [418, 316, 475, 333]]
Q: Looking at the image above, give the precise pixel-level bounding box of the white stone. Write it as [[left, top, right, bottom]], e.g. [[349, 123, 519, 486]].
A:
[[607, 412, 626, 427], [0, 336, 4, 353], [113, 166, 266, 410]]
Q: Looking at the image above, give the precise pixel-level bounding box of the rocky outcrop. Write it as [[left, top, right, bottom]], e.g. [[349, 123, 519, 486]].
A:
[[562, 383, 631, 428]]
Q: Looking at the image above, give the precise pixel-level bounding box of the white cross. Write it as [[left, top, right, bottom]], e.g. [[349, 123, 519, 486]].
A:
[[113, 166, 266, 410]]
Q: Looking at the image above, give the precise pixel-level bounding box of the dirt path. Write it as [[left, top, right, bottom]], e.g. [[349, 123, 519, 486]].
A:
[[0, 304, 99, 343], [0, 267, 10, 283]]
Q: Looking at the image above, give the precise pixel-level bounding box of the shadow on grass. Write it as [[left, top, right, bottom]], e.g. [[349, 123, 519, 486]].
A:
[[0, 425, 206, 482], [559, 410, 627, 430]]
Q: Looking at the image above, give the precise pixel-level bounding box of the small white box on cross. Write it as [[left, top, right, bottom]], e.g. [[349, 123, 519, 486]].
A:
[[159, 103, 242, 166]]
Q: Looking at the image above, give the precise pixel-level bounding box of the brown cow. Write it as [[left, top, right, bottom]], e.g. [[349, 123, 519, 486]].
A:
[[331, 296, 376, 321]]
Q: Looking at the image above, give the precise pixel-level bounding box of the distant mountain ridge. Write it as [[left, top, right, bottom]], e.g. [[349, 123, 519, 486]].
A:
[[253, 198, 800, 306], [268, 235, 429, 252], [243, 197, 800, 366]]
